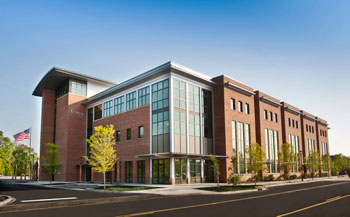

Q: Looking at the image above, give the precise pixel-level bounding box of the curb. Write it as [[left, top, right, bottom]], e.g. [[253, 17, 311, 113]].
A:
[[0, 196, 16, 207], [0, 194, 167, 213]]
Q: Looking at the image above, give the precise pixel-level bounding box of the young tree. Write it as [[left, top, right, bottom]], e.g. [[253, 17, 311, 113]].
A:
[[228, 149, 239, 187], [209, 155, 220, 188], [307, 151, 320, 179], [278, 143, 296, 182], [85, 125, 119, 189], [0, 131, 14, 176], [12, 144, 29, 179], [247, 143, 265, 185], [42, 143, 61, 184], [321, 153, 330, 177]]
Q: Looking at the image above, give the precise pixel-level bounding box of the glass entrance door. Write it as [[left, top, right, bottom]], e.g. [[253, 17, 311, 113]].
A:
[[175, 159, 187, 184], [152, 159, 170, 184]]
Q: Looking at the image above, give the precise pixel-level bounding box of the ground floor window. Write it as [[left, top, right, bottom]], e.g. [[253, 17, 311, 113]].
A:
[[190, 159, 201, 183], [125, 161, 133, 183], [152, 159, 170, 184], [175, 159, 187, 184], [137, 161, 146, 184]]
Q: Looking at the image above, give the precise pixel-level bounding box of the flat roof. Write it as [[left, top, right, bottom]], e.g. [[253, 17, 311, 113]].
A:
[[32, 67, 116, 97]]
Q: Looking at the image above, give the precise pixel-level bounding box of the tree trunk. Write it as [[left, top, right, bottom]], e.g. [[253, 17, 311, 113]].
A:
[[103, 172, 106, 190]]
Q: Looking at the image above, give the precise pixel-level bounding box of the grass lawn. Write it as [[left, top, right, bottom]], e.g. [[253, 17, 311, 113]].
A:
[[198, 185, 262, 192], [93, 186, 159, 192]]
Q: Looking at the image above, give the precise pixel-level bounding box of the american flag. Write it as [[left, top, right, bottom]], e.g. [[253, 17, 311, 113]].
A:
[[13, 128, 30, 142]]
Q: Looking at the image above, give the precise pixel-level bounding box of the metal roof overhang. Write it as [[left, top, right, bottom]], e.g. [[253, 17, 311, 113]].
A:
[[32, 67, 116, 97], [260, 96, 281, 107], [135, 152, 229, 159], [285, 106, 301, 115], [225, 81, 255, 96]]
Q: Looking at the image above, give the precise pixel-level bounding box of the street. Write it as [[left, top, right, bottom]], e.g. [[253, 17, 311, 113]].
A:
[[0, 180, 349, 217]]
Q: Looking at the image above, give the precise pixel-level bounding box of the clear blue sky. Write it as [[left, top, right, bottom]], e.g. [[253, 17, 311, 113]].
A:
[[1, 0, 349, 155]]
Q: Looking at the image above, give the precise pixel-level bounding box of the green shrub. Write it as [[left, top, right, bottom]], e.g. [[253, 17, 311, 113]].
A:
[[290, 174, 297, 180], [228, 175, 241, 187], [254, 175, 262, 182], [282, 173, 289, 180], [265, 174, 274, 181]]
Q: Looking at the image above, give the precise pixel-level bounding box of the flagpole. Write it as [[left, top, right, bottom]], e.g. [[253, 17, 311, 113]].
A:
[[29, 126, 32, 180]]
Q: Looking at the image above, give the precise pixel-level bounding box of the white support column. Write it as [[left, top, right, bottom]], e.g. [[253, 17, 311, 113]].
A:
[[149, 159, 152, 184], [187, 158, 191, 184], [170, 158, 175, 184], [186, 82, 190, 155], [170, 76, 174, 153], [201, 159, 204, 183]]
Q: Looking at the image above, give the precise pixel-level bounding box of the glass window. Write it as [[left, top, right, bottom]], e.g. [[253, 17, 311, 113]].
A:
[[116, 131, 120, 142], [114, 96, 124, 114], [269, 112, 273, 121], [232, 121, 236, 154], [71, 80, 87, 96], [55, 80, 69, 99], [202, 89, 213, 155], [231, 98, 235, 110], [238, 101, 243, 112], [238, 122, 245, 173], [275, 113, 278, 123], [138, 86, 150, 107], [173, 79, 186, 110], [296, 121, 298, 129], [125, 161, 133, 183], [292, 119, 295, 128], [138, 126, 144, 138], [127, 128, 131, 140], [152, 79, 169, 153], [94, 104, 102, 120], [189, 84, 200, 112], [264, 110, 268, 120], [103, 100, 113, 117], [245, 123, 250, 159], [126, 91, 136, 111], [288, 118, 291, 127], [245, 103, 250, 114], [137, 161, 146, 184]]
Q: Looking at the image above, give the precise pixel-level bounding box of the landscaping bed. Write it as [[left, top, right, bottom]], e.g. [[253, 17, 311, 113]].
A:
[[198, 185, 262, 192], [92, 186, 159, 192]]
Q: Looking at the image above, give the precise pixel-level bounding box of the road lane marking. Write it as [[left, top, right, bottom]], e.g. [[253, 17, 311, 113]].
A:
[[21, 197, 78, 203], [277, 194, 349, 217], [115, 182, 348, 217]]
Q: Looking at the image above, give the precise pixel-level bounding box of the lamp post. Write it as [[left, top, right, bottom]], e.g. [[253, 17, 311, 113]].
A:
[[299, 151, 303, 181]]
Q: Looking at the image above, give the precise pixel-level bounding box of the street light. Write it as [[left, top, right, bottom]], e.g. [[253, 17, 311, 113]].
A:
[[299, 151, 303, 181]]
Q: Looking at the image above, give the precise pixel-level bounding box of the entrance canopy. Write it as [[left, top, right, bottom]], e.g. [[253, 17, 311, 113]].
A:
[[136, 152, 228, 160]]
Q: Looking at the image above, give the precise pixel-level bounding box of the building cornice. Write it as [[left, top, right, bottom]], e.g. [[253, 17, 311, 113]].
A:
[[260, 96, 281, 107], [303, 114, 316, 121], [285, 106, 301, 115], [225, 81, 255, 96]]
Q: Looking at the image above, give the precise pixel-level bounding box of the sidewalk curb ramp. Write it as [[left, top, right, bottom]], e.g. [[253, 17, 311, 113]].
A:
[[0, 195, 16, 207], [0, 194, 166, 213]]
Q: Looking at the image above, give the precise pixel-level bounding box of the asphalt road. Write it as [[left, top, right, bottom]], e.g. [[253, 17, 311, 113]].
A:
[[0, 181, 135, 204], [1, 181, 349, 217]]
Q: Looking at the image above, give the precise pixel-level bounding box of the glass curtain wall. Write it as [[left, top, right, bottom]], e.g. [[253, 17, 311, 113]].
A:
[[151, 79, 170, 153], [173, 79, 187, 153], [188, 84, 200, 154], [152, 159, 170, 184], [175, 159, 187, 184], [265, 129, 279, 173], [202, 89, 213, 155]]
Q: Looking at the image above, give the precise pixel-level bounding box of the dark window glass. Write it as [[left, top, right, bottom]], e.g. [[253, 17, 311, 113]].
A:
[[138, 86, 150, 107], [152, 159, 170, 184], [94, 104, 102, 120], [288, 118, 291, 126], [269, 112, 273, 121], [103, 100, 113, 117], [114, 96, 124, 114], [138, 126, 144, 138], [126, 91, 136, 111], [264, 110, 268, 120], [125, 161, 133, 183], [245, 103, 250, 114], [55, 80, 69, 99], [127, 128, 131, 140], [231, 98, 235, 110], [292, 119, 295, 128], [238, 101, 243, 112], [137, 161, 146, 183], [296, 121, 298, 129], [275, 113, 278, 122], [306, 124, 308, 132], [116, 131, 120, 142]]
